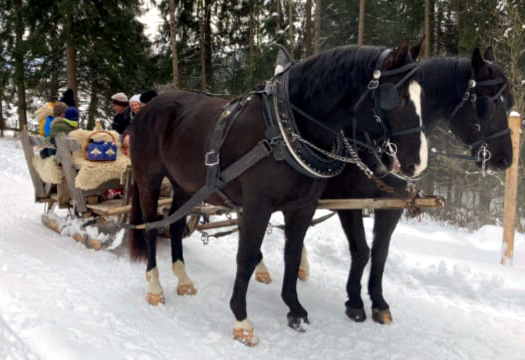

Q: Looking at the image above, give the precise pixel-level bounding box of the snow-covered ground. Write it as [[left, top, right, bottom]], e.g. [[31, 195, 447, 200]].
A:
[[1, 136, 524, 360]]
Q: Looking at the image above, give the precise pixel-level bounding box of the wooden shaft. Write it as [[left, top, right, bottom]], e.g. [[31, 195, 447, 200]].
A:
[[501, 113, 521, 265], [196, 219, 238, 231], [317, 197, 444, 210]]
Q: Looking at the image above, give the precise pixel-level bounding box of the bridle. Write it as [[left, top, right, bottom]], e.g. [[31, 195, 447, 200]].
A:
[[352, 49, 424, 157], [449, 76, 511, 175]]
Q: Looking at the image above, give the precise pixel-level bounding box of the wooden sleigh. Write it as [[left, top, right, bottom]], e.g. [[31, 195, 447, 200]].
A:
[[21, 129, 445, 250]]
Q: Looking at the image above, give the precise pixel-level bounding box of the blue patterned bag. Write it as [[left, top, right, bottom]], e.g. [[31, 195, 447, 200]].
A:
[[84, 131, 118, 161]]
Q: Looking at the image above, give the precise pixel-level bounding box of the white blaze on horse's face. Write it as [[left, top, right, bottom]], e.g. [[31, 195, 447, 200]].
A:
[[408, 80, 428, 176]]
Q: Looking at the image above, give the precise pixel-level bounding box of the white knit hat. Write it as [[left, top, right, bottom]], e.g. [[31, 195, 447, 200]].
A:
[[129, 94, 141, 104]]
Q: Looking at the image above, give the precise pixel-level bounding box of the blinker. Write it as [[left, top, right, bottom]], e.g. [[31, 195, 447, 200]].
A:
[[378, 83, 399, 111], [476, 96, 495, 122]]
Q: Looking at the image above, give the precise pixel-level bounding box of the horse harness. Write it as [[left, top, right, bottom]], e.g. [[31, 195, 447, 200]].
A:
[[443, 76, 511, 175], [128, 49, 422, 231]]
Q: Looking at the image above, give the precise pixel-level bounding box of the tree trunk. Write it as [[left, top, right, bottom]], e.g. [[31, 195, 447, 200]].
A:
[[305, 0, 312, 56], [14, 0, 27, 131], [87, 76, 98, 130], [314, 0, 321, 53], [249, 0, 255, 72], [199, 0, 206, 91], [423, 0, 431, 58], [168, 0, 180, 88], [358, 0, 365, 46], [64, 2, 77, 102], [0, 96, 4, 137], [288, 0, 294, 52], [276, 0, 283, 34], [204, 0, 212, 89]]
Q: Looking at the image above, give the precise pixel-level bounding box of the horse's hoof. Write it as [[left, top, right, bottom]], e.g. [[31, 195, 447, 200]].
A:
[[372, 308, 392, 325], [345, 307, 367, 322], [255, 271, 272, 284], [177, 283, 197, 296], [233, 328, 259, 347], [298, 268, 309, 281], [287, 315, 310, 333], [146, 292, 165, 305]]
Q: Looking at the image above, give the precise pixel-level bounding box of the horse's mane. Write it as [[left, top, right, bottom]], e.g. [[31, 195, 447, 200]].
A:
[[420, 57, 472, 102], [289, 45, 385, 104]]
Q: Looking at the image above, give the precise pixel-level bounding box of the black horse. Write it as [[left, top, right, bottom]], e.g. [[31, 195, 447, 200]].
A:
[[128, 41, 428, 346], [256, 47, 514, 325]]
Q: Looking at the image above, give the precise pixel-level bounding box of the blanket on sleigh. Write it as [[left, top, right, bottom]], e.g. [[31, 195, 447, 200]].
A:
[[32, 129, 130, 190]]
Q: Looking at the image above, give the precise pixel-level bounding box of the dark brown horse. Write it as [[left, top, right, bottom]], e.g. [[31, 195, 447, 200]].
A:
[[128, 41, 428, 346], [255, 47, 514, 325]]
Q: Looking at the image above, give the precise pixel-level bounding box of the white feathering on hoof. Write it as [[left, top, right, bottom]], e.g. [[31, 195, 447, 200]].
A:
[[298, 246, 310, 281], [254, 260, 272, 284], [146, 267, 164, 305], [172, 260, 197, 295], [233, 318, 259, 346]]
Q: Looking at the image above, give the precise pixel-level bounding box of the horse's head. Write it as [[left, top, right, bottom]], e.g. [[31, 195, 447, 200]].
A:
[[355, 40, 428, 178], [447, 48, 514, 171]]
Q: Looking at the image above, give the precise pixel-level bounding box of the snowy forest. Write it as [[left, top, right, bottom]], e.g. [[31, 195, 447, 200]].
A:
[[0, 0, 524, 228]]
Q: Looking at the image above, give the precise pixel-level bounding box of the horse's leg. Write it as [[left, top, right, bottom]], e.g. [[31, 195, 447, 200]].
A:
[[138, 177, 164, 305], [298, 245, 309, 281], [254, 257, 272, 284], [254, 237, 309, 284], [281, 204, 317, 331], [338, 209, 370, 322], [230, 200, 271, 346], [169, 188, 197, 296], [368, 209, 403, 324]]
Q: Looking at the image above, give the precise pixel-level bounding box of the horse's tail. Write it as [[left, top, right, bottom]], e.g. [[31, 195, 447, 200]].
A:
[[129, 182, 148, 262]]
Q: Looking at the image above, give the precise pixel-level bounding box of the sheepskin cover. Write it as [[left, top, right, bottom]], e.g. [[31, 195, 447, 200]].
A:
[[32, 129, 130, 190]]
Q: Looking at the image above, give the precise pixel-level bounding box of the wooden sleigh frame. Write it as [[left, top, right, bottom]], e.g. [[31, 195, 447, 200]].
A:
[[21, 129, 445, 250]]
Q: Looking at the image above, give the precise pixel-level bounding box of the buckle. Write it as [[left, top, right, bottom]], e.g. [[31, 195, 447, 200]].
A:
[[205, 151, 220, 166], [368, 79, 379, 90]]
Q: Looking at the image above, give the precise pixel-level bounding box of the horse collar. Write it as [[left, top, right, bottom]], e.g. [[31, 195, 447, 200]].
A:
[[263, 70, 346, 179]]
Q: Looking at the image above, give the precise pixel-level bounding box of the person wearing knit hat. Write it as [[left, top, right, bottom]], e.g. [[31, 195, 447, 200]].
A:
[[110, 92, 131, 134], [49, 106, 79, 138], [64, 106, 80, 122], [40, 106, 79, 159], [139, 89, 158, 105], [129, 94, 142, 116]]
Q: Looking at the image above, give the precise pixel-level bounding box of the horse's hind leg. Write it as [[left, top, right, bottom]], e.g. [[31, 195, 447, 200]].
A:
[[168, 185, 197, 296], [255, 237, 310, 284], [254, 256, 272, 284], [230, 200, 271, 346], [368, 209, 402, 324], [138, 176, 164, 305], [338, 209, 370, 322], [281, 204, 317, 332]]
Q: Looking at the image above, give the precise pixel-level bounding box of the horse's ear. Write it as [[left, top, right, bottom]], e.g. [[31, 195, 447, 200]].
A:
[[471, 47, 488, 77], [484, 47, 495, 62], [274, 45, 294, 76], [410, 36, 425, 60], [384, 39, 409, 69]]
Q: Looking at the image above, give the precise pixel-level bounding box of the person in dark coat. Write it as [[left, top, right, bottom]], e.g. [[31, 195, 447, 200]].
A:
[[110, 92, 131, 134], [60, 89, 76, 107], [139, 89, 158, 105]]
